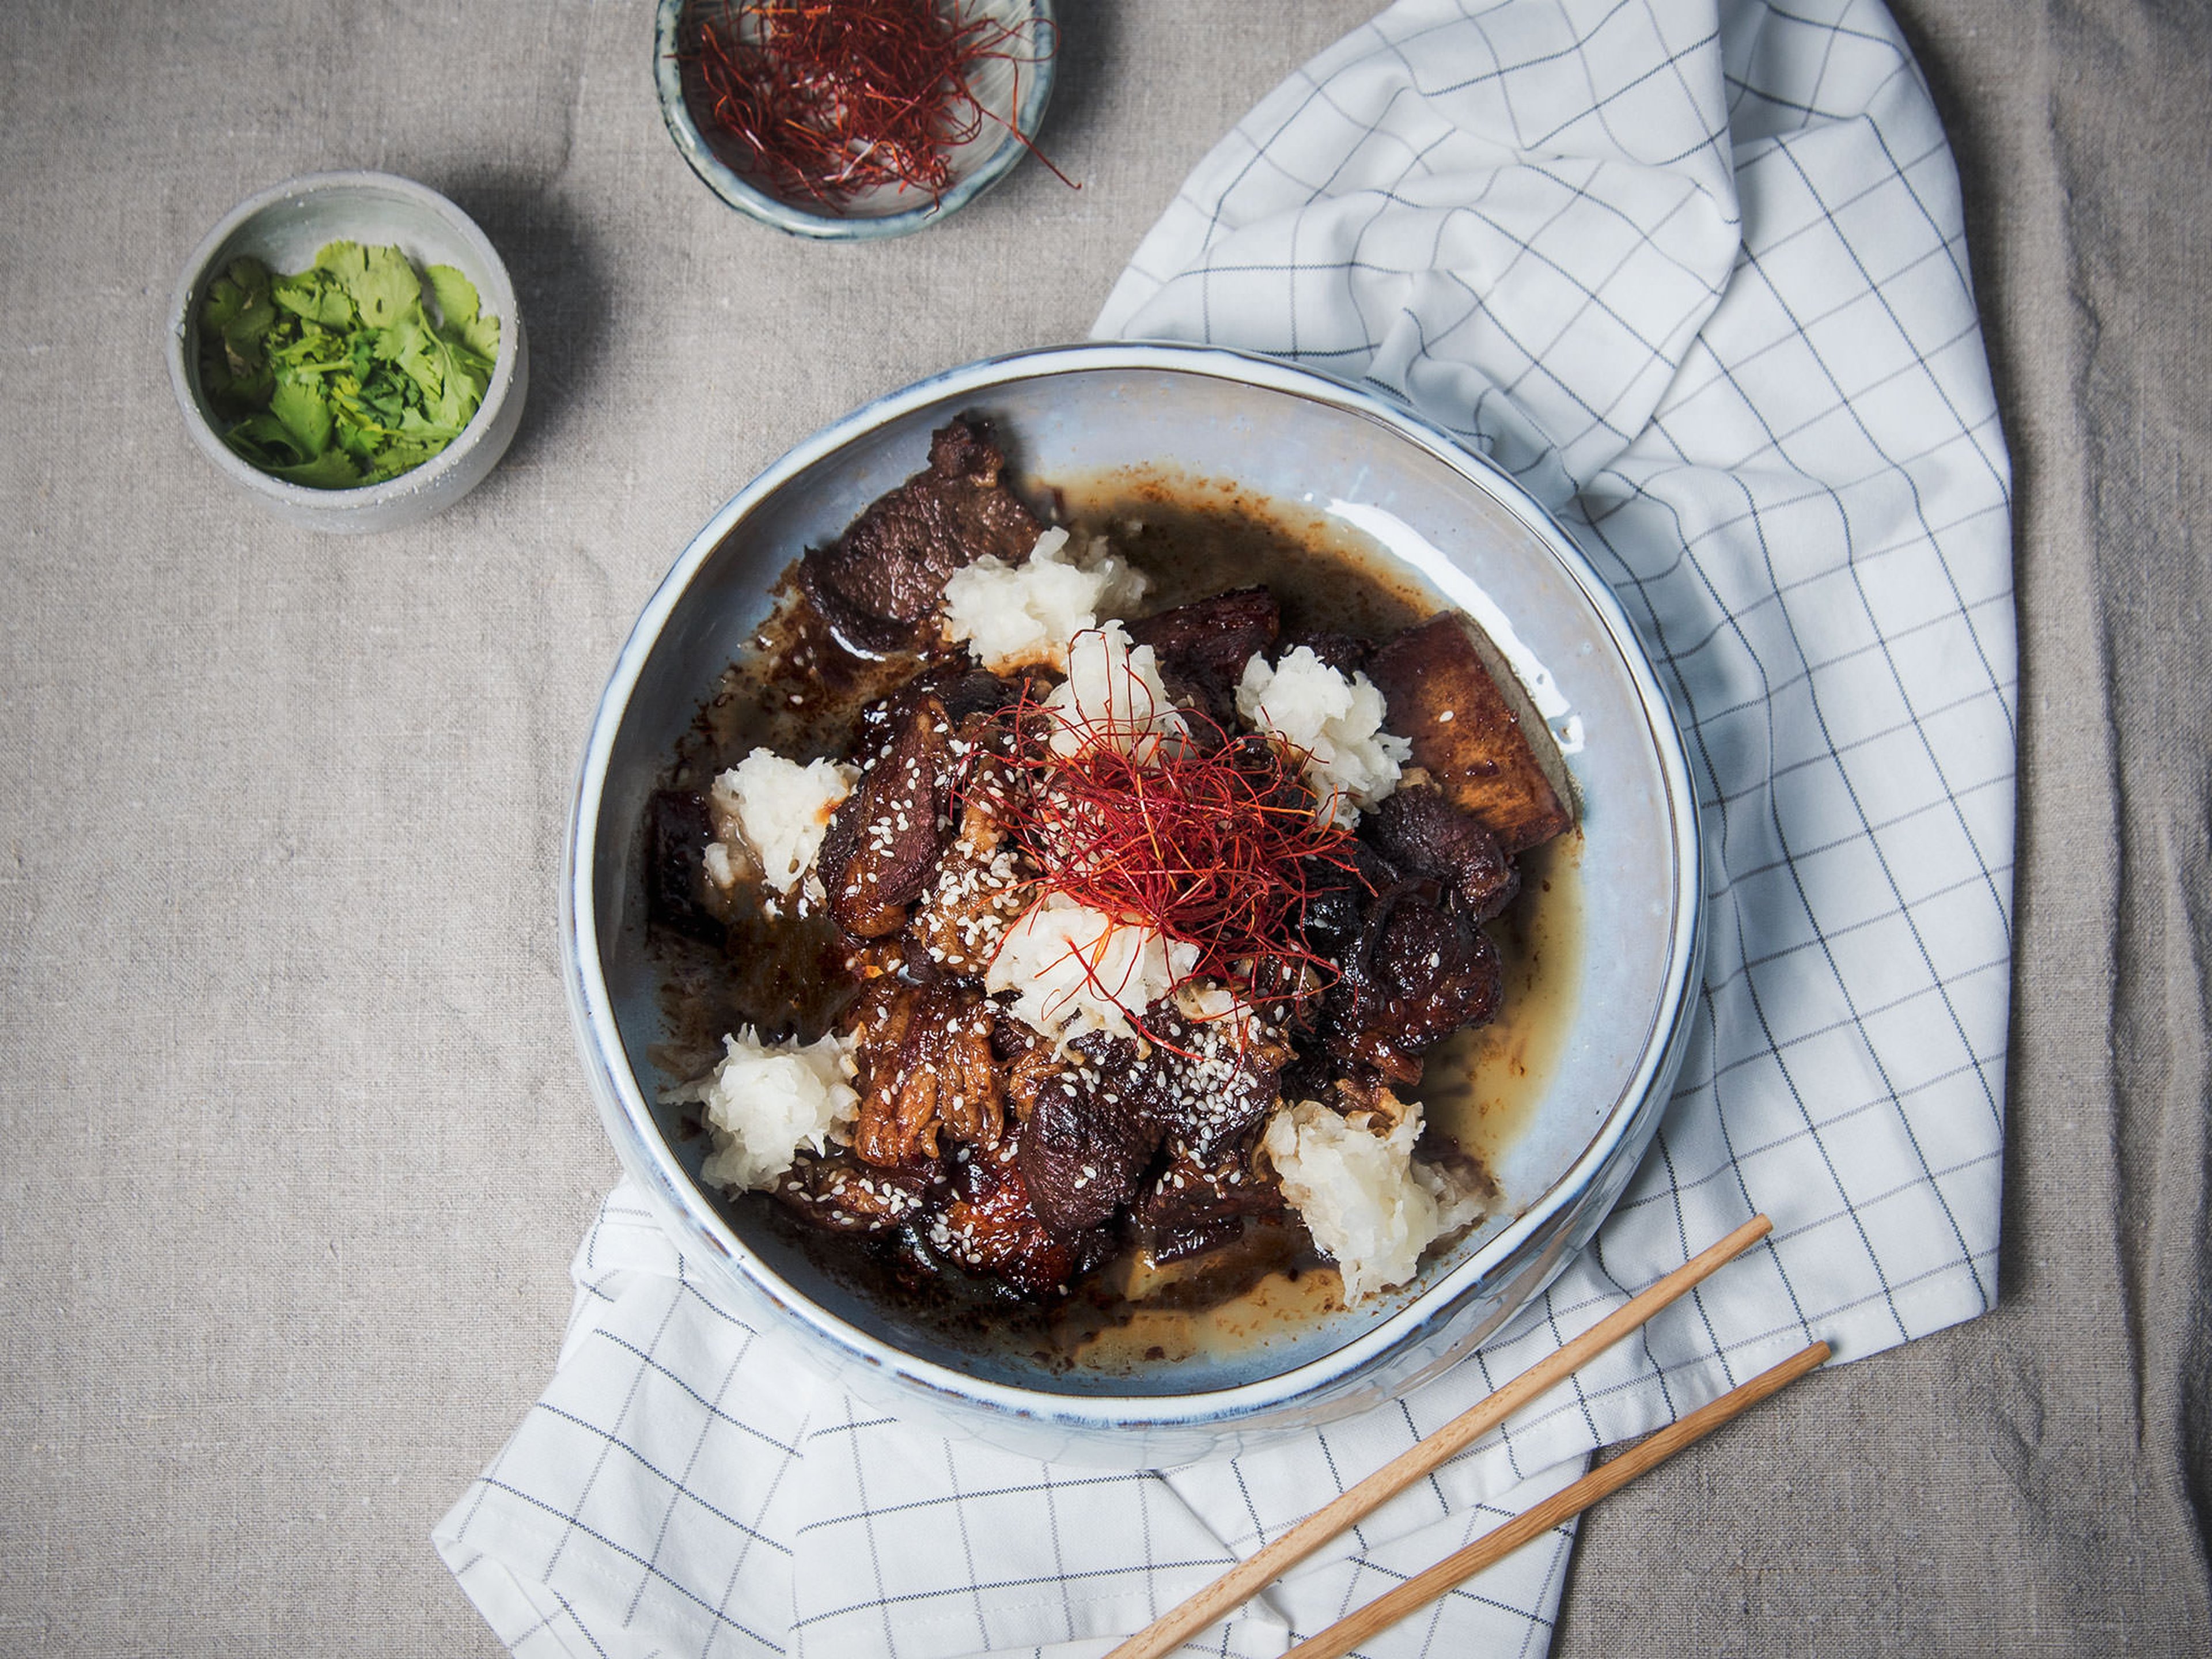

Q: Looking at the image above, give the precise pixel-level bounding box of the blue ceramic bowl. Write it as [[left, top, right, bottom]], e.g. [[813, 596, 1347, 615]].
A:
[[566, 344, 1705, 1465], [653, 0, 1057, 240]]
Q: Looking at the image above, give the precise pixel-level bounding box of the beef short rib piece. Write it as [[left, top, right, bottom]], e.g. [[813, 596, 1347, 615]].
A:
[[1012, 1025, 1198, 1234], [798, 418, 1043, 656], [645, 789, 724, 945], [1298, 840, 1398, 963], [1138, 1146, 1285, 1264], [1366, 781, 1520, 920], [1278, 630, 1369, 679], [1366, 614, 1573, 854], [774, 1152, 937, 1234], [1323, 878, 1502, 1083], [819, 693, 954, 937], [1154, 1009, 1292, 1164], [929, 1127, 1104, 1297], [1017, 1049, 1164, 1234], [1016, 996, 1296, 1237], [1124, 586, 1279, 713], [931, 664, 1021, 725], [847, 977, 1005, 1165]]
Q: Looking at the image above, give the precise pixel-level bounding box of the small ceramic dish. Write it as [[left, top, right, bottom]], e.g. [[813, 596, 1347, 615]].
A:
[[167, 172, 528, 534], [567, 344, 1705, 1466], [653, 0, 1057, 239]]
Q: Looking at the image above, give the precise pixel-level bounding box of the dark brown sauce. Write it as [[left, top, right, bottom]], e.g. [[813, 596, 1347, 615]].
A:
[[653, 464, 1583, 1370], [675, 572, 921, 779], [1054, 469, 1438, 638]]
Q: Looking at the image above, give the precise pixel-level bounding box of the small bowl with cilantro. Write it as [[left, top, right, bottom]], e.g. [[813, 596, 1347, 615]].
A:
[[168, 172, 527, 532]]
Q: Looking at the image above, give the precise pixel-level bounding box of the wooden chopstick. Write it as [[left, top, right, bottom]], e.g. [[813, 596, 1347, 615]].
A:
[[1280, 1339, 1832, 1659], [1106, 1213, 1776, 1659]]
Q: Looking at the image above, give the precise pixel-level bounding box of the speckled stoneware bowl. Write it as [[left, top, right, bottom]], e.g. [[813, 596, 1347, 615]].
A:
[[566, 343, 1704, 1466], [654, 0, 1056, 239], [167, 172, 528, 534]]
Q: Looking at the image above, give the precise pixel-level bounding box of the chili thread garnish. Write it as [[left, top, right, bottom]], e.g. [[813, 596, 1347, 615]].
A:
[[687, 0, 1075, 211], [959, 658, 1371, 1040]]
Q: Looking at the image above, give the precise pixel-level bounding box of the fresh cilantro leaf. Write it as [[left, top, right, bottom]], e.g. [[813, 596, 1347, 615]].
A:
[[271, 328, 350, 378], [349, 243, 427, 332], [461, 312, 500, 361], [395, 325, 463, 423], [424, 264, 478, 329], [270, 449, 365, 488], [270, 377, 334, 457], [444, 338, 496, 397], [200, 259, 279, 410], [202, 258, 270, 338], [381, 313, 430, 376], [271, 270, 355, 329], [396, 405, 465, 441], [363, 435, 445, 483], [222, 411, 316, 468], [312, 241, 370, 291]]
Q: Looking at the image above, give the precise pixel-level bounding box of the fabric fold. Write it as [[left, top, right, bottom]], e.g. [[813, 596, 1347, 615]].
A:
[[1093, 0, 1748, 499]]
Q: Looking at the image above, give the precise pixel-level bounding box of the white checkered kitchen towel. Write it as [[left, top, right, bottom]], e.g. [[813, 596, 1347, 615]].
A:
[[434, 1, 2014, 1654]]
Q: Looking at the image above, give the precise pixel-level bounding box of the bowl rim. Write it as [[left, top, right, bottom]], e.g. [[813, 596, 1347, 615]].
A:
[[165, 169, 524, 513], [651, 0, 1059, 241], [565, 341, 1705, 1430]]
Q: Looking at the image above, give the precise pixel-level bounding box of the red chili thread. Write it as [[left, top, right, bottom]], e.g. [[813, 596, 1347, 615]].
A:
[[958, 647, 1370, 1034], [688, 0, 1074, 210]]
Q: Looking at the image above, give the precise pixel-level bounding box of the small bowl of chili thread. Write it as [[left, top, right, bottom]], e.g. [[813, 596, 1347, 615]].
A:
[[654, 0, 1066, 240]]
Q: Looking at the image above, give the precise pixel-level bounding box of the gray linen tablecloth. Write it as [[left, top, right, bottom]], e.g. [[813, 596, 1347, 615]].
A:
[[1, 2, 2203, 1653]]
